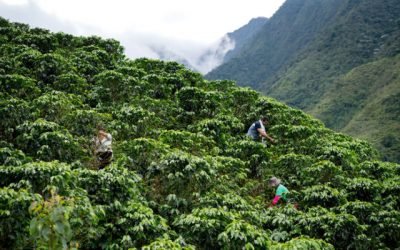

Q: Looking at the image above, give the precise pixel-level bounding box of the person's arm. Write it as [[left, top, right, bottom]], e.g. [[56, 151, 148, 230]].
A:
[[272, 195, 281, 205], [257, 128, 275, 143]]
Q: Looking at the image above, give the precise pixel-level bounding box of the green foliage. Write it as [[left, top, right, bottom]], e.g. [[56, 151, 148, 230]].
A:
[[271, 237, 334, 250], [158, 130, 218, 156], [112, 105, 161, 139], [0, 145, 31, 166], [217, 220, 270, 250], [298, 207, 364, 249], [302, 185, 344, 208], [207, 0, 400, 163], [177, 87, 222, 122], [29, 187, 99, 250], [0, 97, 35, 140], [0, 187, 41, 249], [174, 207, 237, 248], [141, 238, 194, 250], [16, 119, 83, 162], [345, 178, 380, 202], [148, 151, 217, 201], [115, 138, 170, 175], [301, 160, 344, 186], [0, 161, 71, 193], [189, 114, 244, 147], [61, 109, 112, 137], [74, 166, 142, 204], [32, 91, 83, 123], [53, 73, 88, 94], [226, 139, 270, 178], [98, 200, 169, 249], [0, 74, 40, 99], [0, 17, 398, 249], [90, 70, 137, 104]]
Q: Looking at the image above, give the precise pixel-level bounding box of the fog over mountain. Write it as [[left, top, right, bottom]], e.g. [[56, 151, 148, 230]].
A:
[[0, 0, 274, 73]]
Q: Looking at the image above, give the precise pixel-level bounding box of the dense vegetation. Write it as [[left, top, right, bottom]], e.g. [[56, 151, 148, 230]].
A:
[[0, 17, 399, 249], [206, 0, 400, 162], [221, 17, 268, 63]]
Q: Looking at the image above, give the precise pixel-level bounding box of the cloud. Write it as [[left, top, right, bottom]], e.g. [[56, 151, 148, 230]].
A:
[[0, 0, 223, 73], [0, 0, 75, 33], [0, 0, 285, 73]]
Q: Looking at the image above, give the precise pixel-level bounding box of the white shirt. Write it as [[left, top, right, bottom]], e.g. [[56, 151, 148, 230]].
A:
[[94, 133, 112, 153]]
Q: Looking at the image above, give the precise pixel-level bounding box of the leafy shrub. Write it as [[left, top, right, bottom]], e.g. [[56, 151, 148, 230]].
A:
[[16, 119, 83, 162], [0, 161, 71, 193], [0, 187, 41, 249], [301, 160, 344, 186], [61, 109, 112, 137], [271, 237, 334, 250], [271, 153, 314, 186], [217, 219, 270, 250], [345, 177, 380, 202], [177, 87, 222, 121], [298, 207, 363, 249], [380, 177, 400, 210], [189, 114, 244, 148], [96, 200, 169, 249], [29, 188, 98, 249], [141, 238, 195, 250], [302, 185, 344, 208], [174, 207, 237, 248], [115, 138, 170, 175], [225, 139, 271, 178], [147, 151, 217, 201], [158, 129, 217, 156], [0, 97, 35, 140], [53, 73, 88, 94], [0, 146, 31, 166], [112, 105, 161, 139], [74, 166, 142, 204], [34, 53, 72, 86], [0, 74, 41, 99], [32, 91, 83, 123]]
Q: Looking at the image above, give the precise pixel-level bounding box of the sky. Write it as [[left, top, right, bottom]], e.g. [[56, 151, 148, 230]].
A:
[[0, 0, 285, 72]]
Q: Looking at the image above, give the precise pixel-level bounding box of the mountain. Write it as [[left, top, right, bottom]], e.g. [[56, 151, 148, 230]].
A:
[[312, 55, 400, 162], [149, 45, 197, 71], [151, 17, 268, 74], [206, 0, 400, 162], [1, 17, 399, 249], [222, 17, 268, 63]]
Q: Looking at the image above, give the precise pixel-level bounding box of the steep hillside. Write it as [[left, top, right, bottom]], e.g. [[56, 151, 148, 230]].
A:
[[206, 0, 400, 162], [206, 0, 346, 89], [266, 0, 400, 108], [222, 17, 268, 63], [0, 18, 399, 250], [311, 55, 400, 162]]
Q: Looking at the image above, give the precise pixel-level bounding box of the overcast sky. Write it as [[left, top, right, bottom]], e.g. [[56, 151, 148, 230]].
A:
[[0, 0, 285, 72]]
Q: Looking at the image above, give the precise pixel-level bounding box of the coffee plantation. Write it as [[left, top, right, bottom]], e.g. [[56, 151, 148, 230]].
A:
[[0, 17, 399, 249]]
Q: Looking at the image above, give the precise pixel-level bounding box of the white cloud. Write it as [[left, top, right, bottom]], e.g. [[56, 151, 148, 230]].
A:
[[7, 0, 284, 44], [0, 0, 28, 6], [0, 0, 285, 72]]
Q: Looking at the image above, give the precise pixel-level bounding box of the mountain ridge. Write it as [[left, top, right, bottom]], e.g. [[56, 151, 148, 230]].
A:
[[206, 0, 400, 162]]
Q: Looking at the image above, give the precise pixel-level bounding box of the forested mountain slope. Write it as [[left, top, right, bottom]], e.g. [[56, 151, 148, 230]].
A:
[[222, 17, 268, 63], [311, 55, 400, 162], [206, 0, 400, 162], [0, 18, 399, 249], [206, 0, 346, 89]]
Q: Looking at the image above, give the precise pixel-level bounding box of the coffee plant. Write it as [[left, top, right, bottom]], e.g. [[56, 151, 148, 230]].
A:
[[0, 17, 399, 249]]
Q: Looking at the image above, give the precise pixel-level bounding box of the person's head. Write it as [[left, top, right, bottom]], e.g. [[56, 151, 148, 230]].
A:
[[260, 116, 268, 125], [268, 177, 281, 187], [96, 125, 106, 134]]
